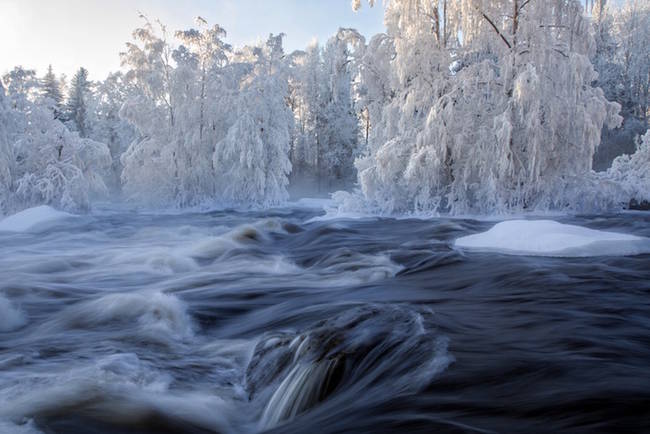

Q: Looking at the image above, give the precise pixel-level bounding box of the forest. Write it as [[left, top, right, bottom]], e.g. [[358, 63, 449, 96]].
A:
[[1, 0, 648, 216]]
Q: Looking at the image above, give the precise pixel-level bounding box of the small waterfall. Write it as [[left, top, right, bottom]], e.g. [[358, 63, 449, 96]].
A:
[[249, 304, 453, 430], [259, 357, 344, 428]]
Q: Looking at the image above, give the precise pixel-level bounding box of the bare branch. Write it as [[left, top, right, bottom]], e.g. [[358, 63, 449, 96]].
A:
[[552, 48, 569, 58], [479, 10, 512, 49], [519, 0, 533, 12]]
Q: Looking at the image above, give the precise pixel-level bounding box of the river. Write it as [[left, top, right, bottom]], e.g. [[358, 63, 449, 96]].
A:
[[0, 203, 649, 433]]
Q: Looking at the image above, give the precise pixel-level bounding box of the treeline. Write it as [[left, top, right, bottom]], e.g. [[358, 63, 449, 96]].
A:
[[0, 0, 648, 216]]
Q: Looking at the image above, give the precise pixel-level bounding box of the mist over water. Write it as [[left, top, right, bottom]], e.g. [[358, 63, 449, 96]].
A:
[[0, 204, 649, 433]]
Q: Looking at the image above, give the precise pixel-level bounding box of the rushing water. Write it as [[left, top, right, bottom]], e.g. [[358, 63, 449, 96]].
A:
[[0, 203, 649, 434]]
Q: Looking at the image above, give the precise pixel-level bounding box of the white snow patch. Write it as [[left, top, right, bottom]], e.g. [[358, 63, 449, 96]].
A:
[[455, 220, 650, 257], [0, 296, 27, 332], [0, 206, 75, 233]]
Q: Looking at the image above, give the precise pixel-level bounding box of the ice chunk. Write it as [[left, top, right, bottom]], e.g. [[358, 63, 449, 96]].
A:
[[0, 206, 75, 233], [455, 220, 650, 257]]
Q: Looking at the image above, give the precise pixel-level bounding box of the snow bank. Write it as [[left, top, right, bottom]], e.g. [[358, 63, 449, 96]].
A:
[[0, 206, 75, 233], [455, 220, 650, 257]]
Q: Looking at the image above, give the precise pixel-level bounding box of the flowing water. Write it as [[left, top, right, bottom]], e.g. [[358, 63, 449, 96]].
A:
[[0, 203, 649, 434]]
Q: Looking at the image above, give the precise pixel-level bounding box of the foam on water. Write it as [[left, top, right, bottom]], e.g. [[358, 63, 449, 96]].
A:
[[0, 420, 44, 434], [306, 250, 403, 284], [104, 247, 201, 275], [0, 295, 27, 332], [0, 353, 235, 434], [41, 292, 194, 343], [0, 354, 166, 419]]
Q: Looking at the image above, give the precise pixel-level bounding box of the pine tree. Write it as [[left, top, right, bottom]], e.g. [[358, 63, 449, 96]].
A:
[[41, 65, 64, 119], [65, 67, 90, 136]]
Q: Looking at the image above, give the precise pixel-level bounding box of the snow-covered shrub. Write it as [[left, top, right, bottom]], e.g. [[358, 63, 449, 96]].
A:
[[607, 131, 650, 206]]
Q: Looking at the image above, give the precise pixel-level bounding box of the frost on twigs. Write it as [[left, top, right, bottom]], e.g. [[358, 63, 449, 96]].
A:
[[607, 131, 650, 209], [119, 18, 292, 209], [0, 76, 111, 216], [341, 0, 631, 216]]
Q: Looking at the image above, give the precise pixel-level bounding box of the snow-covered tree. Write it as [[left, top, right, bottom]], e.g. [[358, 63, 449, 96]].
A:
[[120, 16, 246, 207], [41, 65, 64, 119], [607, 130, 650, 207], [0, 68, 111, 214], [288, 42, 322, 185], [0, 83, 14, 214], [65, 67, 91, 136], [2, 67, 39, 112], [175, 18, 232, 144], [592, 0, 649, 169], [615, 1, 649, 121], [319, 30, 361, 188], [172, 18, 235, 206], [213, 34, 293, 207], [87, 72, 136, 191], [119, 17, 186, 206], [341, 0, 623, 215], [287, 30, 361, 192]]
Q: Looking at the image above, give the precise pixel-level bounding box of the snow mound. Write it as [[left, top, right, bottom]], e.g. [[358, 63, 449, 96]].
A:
[[0, 206, 75, 233], [455, 220, 650, 257]]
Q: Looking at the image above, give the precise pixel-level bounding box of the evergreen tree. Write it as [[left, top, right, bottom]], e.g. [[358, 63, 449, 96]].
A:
[[65, 67, 91, 136], [41, 65, 64, 119]]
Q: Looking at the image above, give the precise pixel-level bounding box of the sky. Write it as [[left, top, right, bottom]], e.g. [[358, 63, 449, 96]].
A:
[[0, 0, 386, 80]]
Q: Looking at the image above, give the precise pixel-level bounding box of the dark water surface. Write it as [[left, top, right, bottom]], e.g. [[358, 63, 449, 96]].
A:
[[1, 204, 649, 433]]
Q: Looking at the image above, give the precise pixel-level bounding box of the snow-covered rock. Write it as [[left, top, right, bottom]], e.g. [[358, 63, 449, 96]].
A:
[[455, 220, 650, 257], [0, 205, 75, 233]]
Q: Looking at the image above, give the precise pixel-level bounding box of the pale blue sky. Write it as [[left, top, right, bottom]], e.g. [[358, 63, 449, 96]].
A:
[[0, 0, 386, 80]]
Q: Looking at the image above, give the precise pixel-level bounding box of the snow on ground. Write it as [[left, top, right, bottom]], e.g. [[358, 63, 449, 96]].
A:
[[0, 206, 76, 233], [455, 220, 650, 257]]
